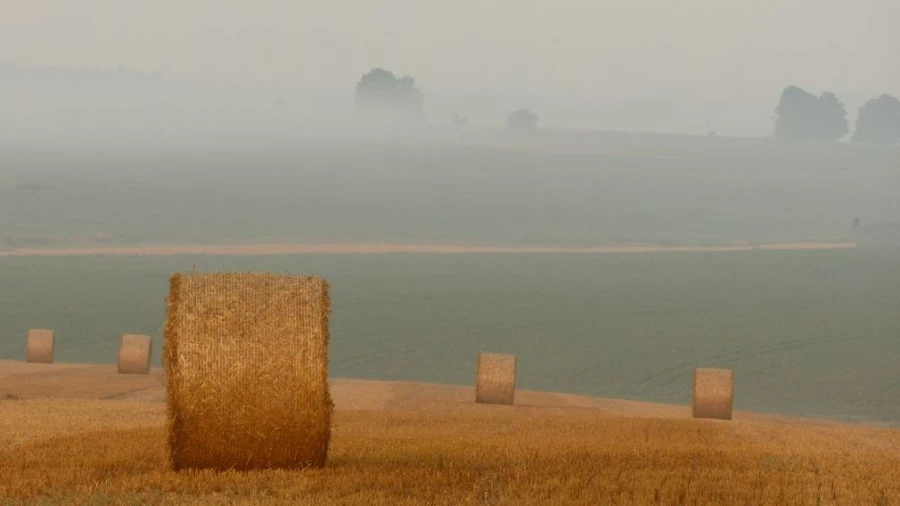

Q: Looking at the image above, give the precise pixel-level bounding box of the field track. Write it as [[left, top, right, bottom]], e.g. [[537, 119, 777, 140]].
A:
[[0, 241, 857, 257]]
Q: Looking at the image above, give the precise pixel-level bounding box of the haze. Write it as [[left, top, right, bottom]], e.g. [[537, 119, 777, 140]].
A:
[[2, 0, 897, 135], [2, 0, 900, 484]]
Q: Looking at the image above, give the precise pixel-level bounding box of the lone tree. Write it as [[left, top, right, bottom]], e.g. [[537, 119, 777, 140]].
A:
[[452, 113, 468, 128], [507, 109, 538, 133], [852, 94, 900, 145], [354, 68, 425, 125], [773, 86, 848, 141]]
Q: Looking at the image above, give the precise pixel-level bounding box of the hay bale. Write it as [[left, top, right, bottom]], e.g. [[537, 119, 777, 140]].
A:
[[475, 353, 516, 405], [118, 334, 152, 374], [25, 329, 54, 363], [164, 272, 333, 471], [692, 367, 734, 420]]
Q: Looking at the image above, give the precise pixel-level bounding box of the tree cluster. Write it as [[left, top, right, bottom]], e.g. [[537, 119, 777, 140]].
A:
[[506, 109, 539, 133], [774, 86, 900, 145], [773, 86, 848, 141], [352, 70, 898, 144], [354, 68, 425, 125]]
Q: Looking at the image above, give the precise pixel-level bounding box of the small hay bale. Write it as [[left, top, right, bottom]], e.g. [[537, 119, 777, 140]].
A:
[[164, 272, 333, 471], [118, 334, 152, 374], [692, 367, 734, 420], [475, 353, 517, 405], [25, 329, 55, 363]]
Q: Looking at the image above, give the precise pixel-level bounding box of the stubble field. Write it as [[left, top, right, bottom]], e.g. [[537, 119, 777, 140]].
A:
[[2, 364, 899, 505]]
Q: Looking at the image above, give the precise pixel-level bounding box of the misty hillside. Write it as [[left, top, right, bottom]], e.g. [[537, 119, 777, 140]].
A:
[[4, 62, 881, 138], [0, 62, 164, 91]]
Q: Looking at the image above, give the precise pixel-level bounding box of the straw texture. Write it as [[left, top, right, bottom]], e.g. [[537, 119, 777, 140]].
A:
[[26, 329, 55, 363], [475, 353, 517, 405], [164, 272, 333, 471], [118, 334, 152, 374], [692, 368, 734, 420]]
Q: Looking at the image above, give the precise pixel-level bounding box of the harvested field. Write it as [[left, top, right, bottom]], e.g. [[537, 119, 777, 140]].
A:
[[1, 361, 899, 505]]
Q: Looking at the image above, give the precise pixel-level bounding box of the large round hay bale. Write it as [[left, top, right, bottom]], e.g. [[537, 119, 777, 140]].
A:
[[475, 353, 517, 405], [164, 272, 333, 471], [25, 329, 55, 363], [692, 367, 734, 420], [118, 334, 152, 374]]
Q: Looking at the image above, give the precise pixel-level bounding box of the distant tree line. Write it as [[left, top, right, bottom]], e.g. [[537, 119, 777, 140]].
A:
[[352, 69, 897, 144], [774, 86, 900, 145], [354, 67, 539, 133]]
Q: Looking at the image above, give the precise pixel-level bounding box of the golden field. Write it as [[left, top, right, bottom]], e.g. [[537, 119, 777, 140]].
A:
[[1, 360, 899, 506]]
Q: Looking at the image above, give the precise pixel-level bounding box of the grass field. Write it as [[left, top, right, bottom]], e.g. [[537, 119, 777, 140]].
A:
[[2, 395, 899, 505], [1, 134, 898, 248], [1, 248, 898, 424]]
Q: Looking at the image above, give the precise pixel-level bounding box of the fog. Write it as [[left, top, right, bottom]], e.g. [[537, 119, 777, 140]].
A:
[[1, 0, 898, 138], [2, 0, 900, 429]]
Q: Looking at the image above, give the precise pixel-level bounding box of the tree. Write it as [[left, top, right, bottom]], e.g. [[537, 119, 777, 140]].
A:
[[452, 113, 468, 128], [773, 86, 848, 141], [852, 94, 900, 145], [816, 92, 849, 141], [507, 109, 538, 133], [774, 86, 818, 140], [354, 68, 425, 125]]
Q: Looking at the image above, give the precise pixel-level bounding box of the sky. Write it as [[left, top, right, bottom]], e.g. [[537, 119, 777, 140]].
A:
[[1, 0, 897, 134]]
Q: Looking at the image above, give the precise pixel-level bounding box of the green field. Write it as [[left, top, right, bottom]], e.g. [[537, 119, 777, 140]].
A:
[[1, 248, 897, 424], [1, 134, 898, 248]]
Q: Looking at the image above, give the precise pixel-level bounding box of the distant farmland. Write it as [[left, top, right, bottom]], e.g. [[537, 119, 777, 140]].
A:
[[1, 133, 897, 249]]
